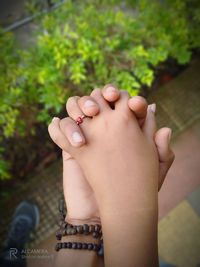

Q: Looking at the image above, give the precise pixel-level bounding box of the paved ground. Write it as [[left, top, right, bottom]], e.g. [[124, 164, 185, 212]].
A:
[[158, 121, 200, 267], [159, 121, 200, 219]]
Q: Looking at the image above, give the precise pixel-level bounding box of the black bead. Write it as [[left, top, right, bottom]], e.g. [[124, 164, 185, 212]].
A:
[[55, 243, 60, 251], [64, 242, 68, 248], [56, 232, 62, 240], [67, 242, 72, 248], [89, 225, 95, 233], [77, 242, 82, 249], [66, 224, 70, 229], [82, 243, 87, 249], [61, 243, 65, 248], [58, 243, 62, 249], [72, 242, 77, 249], [60, 221, 67, 228], [94, 224, 101, 232], [87, 243, 93, 250], [71, 228, 77, 235], [92, 231, 99, 238], [83, 224, 89, 234], [97, 243, 104, 256], [66, 228, 70, 235], [93, 244, 99, 251], [77, 225, 83, 234]]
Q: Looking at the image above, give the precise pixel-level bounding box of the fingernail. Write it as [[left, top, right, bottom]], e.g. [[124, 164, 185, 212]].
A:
[[168, 128, 172, 143], [84, 100, 96, 108], [72, 132, 83, 143], [150, 103, 156, 113], [106, 86, 117, 95], [52, 117, 60, 122]]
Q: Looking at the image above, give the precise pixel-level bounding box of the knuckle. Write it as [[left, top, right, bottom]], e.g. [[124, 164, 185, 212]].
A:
[[120, 90, 130, 98], [91, 88, 101, 96], [66, 96, 78, 109], [80, 95, 92, 104], [59, 117, 72, 132], [59, 118, 67, 131]]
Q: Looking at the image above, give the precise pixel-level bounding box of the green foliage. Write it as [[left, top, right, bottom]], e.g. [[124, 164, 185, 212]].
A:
[[0, 0, 200, 180], [0, 148, 10, 180]]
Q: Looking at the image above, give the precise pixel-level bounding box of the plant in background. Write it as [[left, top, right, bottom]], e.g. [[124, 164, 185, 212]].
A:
[[0, 0, 200, 180]]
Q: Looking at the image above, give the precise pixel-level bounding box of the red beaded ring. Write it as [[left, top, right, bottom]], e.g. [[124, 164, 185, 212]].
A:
[[76, 115, 86, 125]]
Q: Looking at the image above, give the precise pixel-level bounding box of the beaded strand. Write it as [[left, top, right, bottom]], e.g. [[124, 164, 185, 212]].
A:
[[55, 198, 104, 256]]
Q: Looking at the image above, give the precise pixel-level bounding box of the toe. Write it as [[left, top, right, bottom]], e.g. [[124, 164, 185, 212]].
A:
[[59, 117, 86, 147], [78, 96, 100, 117], [128, 96, 148, 126], [90, 88, 110, 111], [102, 84, 120, 102], [66, 96, 85, 121]]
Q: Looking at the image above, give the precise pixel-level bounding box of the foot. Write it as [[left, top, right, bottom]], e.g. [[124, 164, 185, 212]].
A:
[[5, 201, 39, 249]]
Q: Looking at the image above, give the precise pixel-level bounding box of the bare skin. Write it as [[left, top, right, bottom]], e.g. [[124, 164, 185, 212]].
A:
[[49, 86, 174, 223], [48, 88, 174, 267]]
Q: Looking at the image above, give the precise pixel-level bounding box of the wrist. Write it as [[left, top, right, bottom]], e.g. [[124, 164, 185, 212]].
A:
[[55, 223, 104, 256], [65, 215, 101, 225]]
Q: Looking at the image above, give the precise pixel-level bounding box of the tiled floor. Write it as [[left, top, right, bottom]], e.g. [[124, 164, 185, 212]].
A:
[[158, 120, 200, 219], [158, 120, 200, 267], [158, 199, 200, 267], [27, 235, 56, 267]]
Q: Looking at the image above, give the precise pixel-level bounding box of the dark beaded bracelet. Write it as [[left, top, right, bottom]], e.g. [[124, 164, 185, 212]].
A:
[[82, 243, 87, 249], [58, 222, 102, 238], [55, 241, 103, 256], [56, 198, 104, 256], [87, 243, 93, 250], [83, 224, 89, 235], [97, 243, 104, 256], [77, 225, 84, 234], [77, 242, 82, 249], [72, 242, 77, 249], [67, 242, 72, 248]]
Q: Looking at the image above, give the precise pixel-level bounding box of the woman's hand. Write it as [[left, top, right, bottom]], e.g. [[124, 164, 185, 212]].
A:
[[48, 86, 174, 222], [50, 88, 165, 267]]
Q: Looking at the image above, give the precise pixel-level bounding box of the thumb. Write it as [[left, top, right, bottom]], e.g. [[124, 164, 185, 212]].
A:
[[154, 127, 175, 190]]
